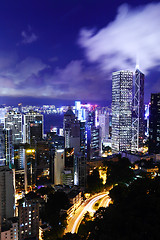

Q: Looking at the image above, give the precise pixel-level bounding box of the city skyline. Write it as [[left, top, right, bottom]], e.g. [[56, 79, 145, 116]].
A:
[[0, 0, 159, 106]]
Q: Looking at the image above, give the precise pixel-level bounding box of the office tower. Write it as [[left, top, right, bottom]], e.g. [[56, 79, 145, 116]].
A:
[[112, 70, 133, 153], [54, 149, 64, 185], [90, 126, 101, 158], [144, 104, 150, 137], [36, 141, 51, 185], [74, 152, 87, 187], [5, 111, 23, 145], [23, 111, 43, 144], [75, 101, 82, 120], [0, 166, 15, 221], [47, 133, 65, 183], [80, 121, 86, 154], [5, 128, 14, 167], [85, 110, 96, 160], [99, 111, 110, 141], [86, 110, 95, 127], [59, 128, 63, 136], [15, 147, 36, 193], [0, 125, 6, 166], [15, 169, 25, 197], [62, 148, 74, 186], [18, 103, 23, 113], [47, 132, 65, 150], [149, 93, 160, 154], [132, 69, 145, 152], [75, 101, 86, 121], [0, 107, 7, 126], [30, 121, 43, 145], [0, 126, 14, 168], [18, 196, 39, 240], [24, 149, 36, 192], [63, 107, 76, 148], [63, 108, 80, 154]]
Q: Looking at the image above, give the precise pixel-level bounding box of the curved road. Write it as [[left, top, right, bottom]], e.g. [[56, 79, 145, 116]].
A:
[[65, 192, 111, 234]]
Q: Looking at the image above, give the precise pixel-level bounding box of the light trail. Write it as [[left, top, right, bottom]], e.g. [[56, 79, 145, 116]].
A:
[[71, 193, 108, 233]]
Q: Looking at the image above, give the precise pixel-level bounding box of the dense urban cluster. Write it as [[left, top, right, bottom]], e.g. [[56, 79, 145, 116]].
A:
[[0, 68, 160, 240]]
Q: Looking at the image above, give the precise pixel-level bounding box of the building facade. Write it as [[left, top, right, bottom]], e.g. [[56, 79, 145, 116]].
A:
[[0, 166, 15, 221], [5, 111, 23, 145], [112, 70, 133, 153], [132, 69, 145, 152], [18, 197, 39, 240], [149, 93, 160, 154], [23, 112, 43, 144]]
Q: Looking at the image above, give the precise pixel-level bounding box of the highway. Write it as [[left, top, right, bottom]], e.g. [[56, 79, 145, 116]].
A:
[[65, 192, 111, 234]]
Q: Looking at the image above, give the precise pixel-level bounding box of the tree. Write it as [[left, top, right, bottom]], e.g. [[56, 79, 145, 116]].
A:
[[87, 177, 160, 240], [42, 191, 70, 239], [109, 183, 128, 205], [61, 233, 82, 240], [86, 169, 104, 193], [106, 156, 134, 185]]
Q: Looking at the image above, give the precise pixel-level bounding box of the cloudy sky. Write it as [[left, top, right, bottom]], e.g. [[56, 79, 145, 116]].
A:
[[0, 0, 159, 106]]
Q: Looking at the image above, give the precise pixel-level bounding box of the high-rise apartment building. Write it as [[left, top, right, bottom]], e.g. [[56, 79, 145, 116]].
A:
[[0, 166, 15, 221], [18, 196, 39, 240], [149, 93, 160, 154], [132, 69, 145, 152], [112, 70, 133, 153], [1, 217, 18, 240]]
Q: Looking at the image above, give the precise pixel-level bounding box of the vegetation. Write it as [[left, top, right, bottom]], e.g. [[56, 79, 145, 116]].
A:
[[42, 191, 70, 240], [76, 177, 160, 240], [86, 168, 104, 193], [61, 232, 82, 240], [105, 156, 135, 185]]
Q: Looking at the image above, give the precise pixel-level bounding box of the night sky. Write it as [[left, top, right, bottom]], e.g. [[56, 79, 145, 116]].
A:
[[0, 0, 159, 106]]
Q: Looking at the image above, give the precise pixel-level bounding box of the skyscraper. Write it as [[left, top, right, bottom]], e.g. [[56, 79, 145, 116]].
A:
[[112, 70, 133, 153], [63, 107, 81, 154], [99, 110, 110, 140], [23, 111, 43, 144], [5, 111, 23, 145], [54, 149, 64, 185], [149, 93, 160, 154], [132, 69, 145, 152], [18, 195, 39, 240], [0, 166, 15, 221]]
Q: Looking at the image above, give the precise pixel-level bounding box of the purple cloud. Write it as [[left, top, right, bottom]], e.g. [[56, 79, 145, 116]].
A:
[[79, 3, 160, 74], [21, 29, 38, 44], [0, 56, 108, 101]]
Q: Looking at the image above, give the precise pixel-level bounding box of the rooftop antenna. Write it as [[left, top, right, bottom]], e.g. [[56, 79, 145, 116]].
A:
[[136, 54, 140, 70]]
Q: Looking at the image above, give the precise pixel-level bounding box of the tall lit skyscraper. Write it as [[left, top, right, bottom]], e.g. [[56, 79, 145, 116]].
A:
[[132, 69, 145, 152], [99, 110, 110, 140], [112, 70, 133, 153], [23, 111, 43, 144], [5, 111, 23, 145], [149, 93, 160, 154], [63, 107, 81, 154]]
